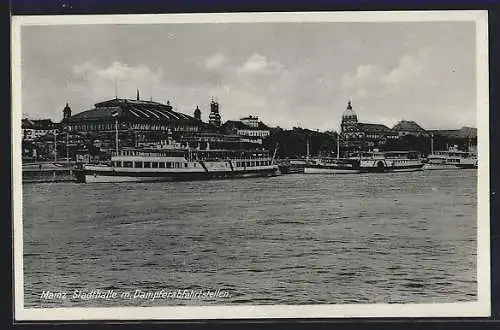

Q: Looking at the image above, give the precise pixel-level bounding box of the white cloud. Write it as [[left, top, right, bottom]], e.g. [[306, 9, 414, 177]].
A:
[[339, 46, 476, 128], [204, 53, 228, 70], [69, 61, 164, 104], [72, 61, 163, 85], [237, 53, 284, 76], [342, 47, 445, 100]]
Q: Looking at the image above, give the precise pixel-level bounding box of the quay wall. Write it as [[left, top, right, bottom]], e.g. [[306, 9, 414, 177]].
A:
[[23, 168, 77, 183]]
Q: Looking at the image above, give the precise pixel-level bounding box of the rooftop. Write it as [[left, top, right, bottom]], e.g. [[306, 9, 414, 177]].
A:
[[222, 120, 270, 131], [22, 118, 59, 129], [392, 120, 428, 134], [67, 98, 198, 123], [428, 126, 477, 138], [357, 122, 394, 134]]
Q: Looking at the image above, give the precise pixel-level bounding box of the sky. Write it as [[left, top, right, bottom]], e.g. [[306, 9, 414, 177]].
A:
[[20, 20, 477, 131]]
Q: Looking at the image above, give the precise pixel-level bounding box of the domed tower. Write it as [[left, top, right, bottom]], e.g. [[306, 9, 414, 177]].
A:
[[194, 105, 201, 121], [62, 102, 72, 121], [341, 100, 358, 134], [208, 99, 221, 127]]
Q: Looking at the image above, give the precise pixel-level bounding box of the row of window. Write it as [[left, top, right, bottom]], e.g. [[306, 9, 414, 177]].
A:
[[23, 129, 58, 135], [114, 161, 190, 168], [391, 160, 418, 163], [235, 160, 272, 167], [120, 150, 183, 157], [112, 160, 273, 169], [237, 130, 270, 137], [343, 133, 399, 140], [65, 124, 199, 132]]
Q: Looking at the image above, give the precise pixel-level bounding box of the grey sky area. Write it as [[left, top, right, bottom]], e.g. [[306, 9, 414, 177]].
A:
[[21, 21, 476, 130]]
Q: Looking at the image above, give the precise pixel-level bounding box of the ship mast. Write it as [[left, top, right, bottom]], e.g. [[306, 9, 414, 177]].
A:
[[430, 133, 434, 155], [337, 137, 340, 160], [271, 143, 279, 165], [112, 111, 119, 155], [337, 129, 340, 160], [306, 137, 310, 163]]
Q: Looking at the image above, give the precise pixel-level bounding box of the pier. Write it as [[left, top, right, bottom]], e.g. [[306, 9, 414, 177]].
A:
[[22, 162, 77, 183]]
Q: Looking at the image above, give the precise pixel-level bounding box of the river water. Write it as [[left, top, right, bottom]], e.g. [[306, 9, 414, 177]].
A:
[[22, 170, 477, 307]]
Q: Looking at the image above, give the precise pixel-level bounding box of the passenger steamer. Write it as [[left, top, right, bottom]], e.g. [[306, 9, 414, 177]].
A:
[[75, 142, 279, 183], [423, 148, 478, 170], [423, 136, 478, 170], [304, 158, 361, 174], [303, 132, 424, 174], [304, 151, 424, 174], [303, 136, 361, 174], [355, 151, 425, 173]]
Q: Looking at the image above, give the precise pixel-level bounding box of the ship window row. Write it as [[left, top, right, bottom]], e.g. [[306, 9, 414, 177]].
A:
[[235, 160, 272, 167], [114, 161, 190, 168], [121, 150, 185, 157]]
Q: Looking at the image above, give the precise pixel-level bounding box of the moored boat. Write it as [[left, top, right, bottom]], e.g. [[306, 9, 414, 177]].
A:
[[351, 150, 425, 173], [423, 149, 478, 170], [303, 158, 361, 174], [75, 145, 279, 183], [303, 131, 361, 174]]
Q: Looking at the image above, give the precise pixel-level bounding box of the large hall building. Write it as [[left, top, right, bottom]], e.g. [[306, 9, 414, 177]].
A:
[[63, 96, 201, 135], [60, 93, 269, 152], [61, 92, 210, 149]]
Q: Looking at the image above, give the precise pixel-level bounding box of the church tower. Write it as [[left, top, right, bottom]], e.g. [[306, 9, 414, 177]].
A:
[[194, 105, 202, 121], [62, 102, 72, 121], [208, 99, 221, 127]]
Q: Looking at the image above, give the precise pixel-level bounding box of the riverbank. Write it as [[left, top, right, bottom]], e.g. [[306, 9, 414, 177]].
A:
[[22, 167, 77, 183]]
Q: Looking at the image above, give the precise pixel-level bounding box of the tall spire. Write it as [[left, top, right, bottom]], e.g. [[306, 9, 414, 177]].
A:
[[136, 88, 140, 101]]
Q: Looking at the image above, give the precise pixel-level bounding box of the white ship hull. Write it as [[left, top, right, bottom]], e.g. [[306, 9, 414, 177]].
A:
[[391, 167, 424, 172], [303, 166, 360, 174], [423, 163, 461, 170], [79, 165, 279, 183], [85, 175, 172, 183], [425, 149, 477, 170], [358, 159, 424, 173]]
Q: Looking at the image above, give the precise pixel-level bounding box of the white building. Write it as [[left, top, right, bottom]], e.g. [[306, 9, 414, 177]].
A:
[[222, 115, 271, 144], [22, 119, 59, 141]]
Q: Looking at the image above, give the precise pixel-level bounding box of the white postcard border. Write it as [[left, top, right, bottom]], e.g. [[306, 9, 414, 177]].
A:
[[12, 10, 490, 320]]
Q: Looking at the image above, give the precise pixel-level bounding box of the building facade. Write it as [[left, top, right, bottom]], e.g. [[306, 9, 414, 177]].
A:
[[222, 115, 271, 145], [22, 118, 60, 141], [340, 101, 399, 152], [61, 96, 204, 150], [392, 120, 429, 137]]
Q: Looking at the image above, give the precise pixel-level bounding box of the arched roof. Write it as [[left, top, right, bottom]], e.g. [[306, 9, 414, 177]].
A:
[[67, 98, 198, 123]]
